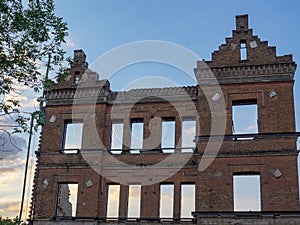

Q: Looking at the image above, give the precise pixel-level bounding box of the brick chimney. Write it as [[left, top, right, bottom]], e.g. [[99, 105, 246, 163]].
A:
[[236, 14, 249, 31], [70, 50, 89, 84]]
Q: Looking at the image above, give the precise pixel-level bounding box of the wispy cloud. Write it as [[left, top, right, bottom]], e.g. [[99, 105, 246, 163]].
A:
[[0, 133, 26, 156], [65, 37, 77, 48], [0, 201, 20, 216], [246, 124, 258, 133], [64, 34, 80, 49], [0, 133, 33, 218], [0, 149, 35, 219]]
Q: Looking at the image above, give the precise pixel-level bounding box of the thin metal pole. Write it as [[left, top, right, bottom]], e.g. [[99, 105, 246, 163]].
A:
[[18, 52, 50, 225], [43, 54, 51, 98], [18, 113, 35, 225]]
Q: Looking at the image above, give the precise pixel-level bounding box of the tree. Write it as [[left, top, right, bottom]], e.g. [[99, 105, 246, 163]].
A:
[[0, 0, 68, 133], [0, 217, 23, 225]]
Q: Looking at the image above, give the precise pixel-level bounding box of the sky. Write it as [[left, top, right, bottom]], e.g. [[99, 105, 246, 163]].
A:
[[1, 0, 300, 219]]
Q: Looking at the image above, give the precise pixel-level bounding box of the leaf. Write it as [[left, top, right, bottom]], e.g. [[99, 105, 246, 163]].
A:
[[0, 0, 69, 134]]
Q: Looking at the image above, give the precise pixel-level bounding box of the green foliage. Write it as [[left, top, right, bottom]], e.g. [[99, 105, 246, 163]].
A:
[[0, 0, 68, 133], [0, 216, 24, 225]]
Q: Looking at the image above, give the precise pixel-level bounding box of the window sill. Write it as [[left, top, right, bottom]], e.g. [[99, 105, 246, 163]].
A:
[[60, 149, 80, 154]]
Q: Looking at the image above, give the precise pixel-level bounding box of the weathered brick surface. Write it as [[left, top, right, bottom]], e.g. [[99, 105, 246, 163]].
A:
[[30, 14, 300, 224]]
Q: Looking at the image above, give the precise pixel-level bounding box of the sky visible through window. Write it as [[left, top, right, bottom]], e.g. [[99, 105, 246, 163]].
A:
[[232, 104, 258, 134], [107, 185, 120, 218], [233, 175, 261, 211], [68, 184, 78, 216], [111, 122, 124, 154], [181, 184, 195, 218], [64, 123, 83, 151], [161, 120, 175, 153], [130, 121, 143, 154], [240, 42, 247, 60], [56, 184, 78, 217], [160, 184, 174, 218], [181, 120, 196, 153], [128, 185, 141, 218]]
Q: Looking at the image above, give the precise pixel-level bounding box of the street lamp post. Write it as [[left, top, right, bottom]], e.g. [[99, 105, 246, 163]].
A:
[[17, 54, 50, 225], [18, 112, 37, 225]]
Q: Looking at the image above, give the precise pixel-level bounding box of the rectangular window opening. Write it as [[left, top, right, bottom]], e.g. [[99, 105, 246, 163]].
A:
[[127, 184, 141, 218], [56, 183, 78, 217], [106, 184, 120, 219], [62, 121, 83, 154], [232, 100, 258, 139], [110, 121, 124, 154], [160, 184, 174, 219], [161, 118, 175, 153], [240, 41, 247, 60], [233, 174, 261, 211], [130, 119, 144, 154], [181, 119, 196, 153], [181, 184, 195, 219]]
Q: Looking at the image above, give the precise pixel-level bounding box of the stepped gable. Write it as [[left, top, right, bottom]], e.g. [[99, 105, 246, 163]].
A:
[[45, 50, 112, 105], [194, 14, 297, 84]]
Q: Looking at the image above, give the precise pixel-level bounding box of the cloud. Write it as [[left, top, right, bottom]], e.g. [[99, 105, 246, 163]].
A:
[[65, 37, 77, 48], [0, 157, 25, 174], [0, 201, 20, 216], [4, 88, 40, 110], [0, 132, 26, 158], [246, 124, 258, 132], [0, 149, 35, 218], [128, 185, 141, 198], [64, 34, 80, 49]]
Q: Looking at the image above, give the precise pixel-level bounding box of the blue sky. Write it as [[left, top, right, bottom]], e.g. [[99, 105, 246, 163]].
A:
[[1, 0, 300, 219], [54, 0, 300, 140]]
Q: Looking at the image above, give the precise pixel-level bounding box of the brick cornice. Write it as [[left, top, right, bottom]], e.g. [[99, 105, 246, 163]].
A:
[[194, 62, 296, 85]]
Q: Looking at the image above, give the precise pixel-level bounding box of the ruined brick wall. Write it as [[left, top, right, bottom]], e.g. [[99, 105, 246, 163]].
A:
[[30, 14, 300, 225]]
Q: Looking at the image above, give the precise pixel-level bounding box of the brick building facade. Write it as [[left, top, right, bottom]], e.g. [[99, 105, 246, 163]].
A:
[[30, 15, 300, 224]]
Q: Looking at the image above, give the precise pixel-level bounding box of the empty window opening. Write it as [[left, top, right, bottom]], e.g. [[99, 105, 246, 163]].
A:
[[233, 174, 261, 211], [232, 100, 258, 138], [74, 71, 80, 84], [110, 121, 124, 154], [62, 121, 83, 153], [130, 119, 144, 154], [106, 184, 120, 218], [240, 41, 247, 60], [181, 119, 196, 153], [56, 183, 78, 217], [161, 118, 175, 153], [160, 184, 174, 218], [127, 184, 141, 218], [181, 184, 195, 219]]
